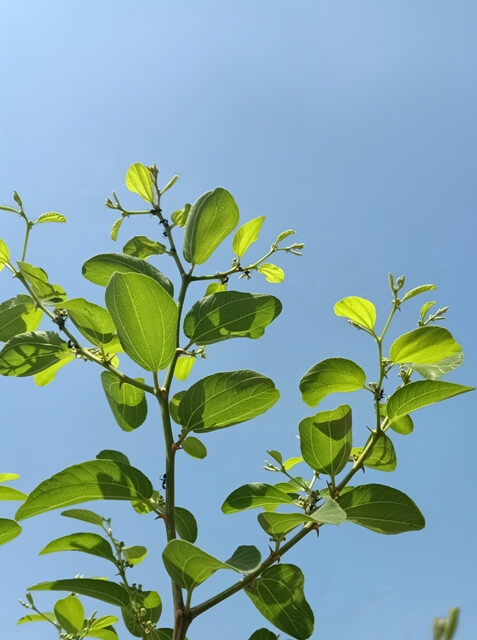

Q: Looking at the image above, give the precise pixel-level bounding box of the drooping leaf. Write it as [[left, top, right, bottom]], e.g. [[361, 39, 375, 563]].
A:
[[412, 352, 464, 380], [225, 545, 261, 573], [400, 284, 436, 303], [162, 540, 230, 591], [222, 483, 295, 514], [40, 532, 116, 563], [248, 629, 279, 640], [184, 291, 282, 345], [390, 327, 462, 365], [386, 381, 474, 421], [183, 188, 239, 265], [16, 459, 153, 520], [173, 356, 195, 381], [101, 371, 147, 432], [82, 253, 173, 296], [352, 433, 397, 471], [123, 236, 166, 259], [171, 203, 191, 227], [0, 331, 70, 376], [29, 579, 129, 608], [61, 508, 105, 526], [334, 296, 376, 331], [258, 512, 314, 538], [233, 216, 265, 258], [0, 518, 21, 545], [125, 163, 155, 203], [337, 484, 425, 534], [17, 612, 57, 625], [35, 212, 66, 224], [299, 357, 366, 407], [176, 370, 279, 433], [0, 295, 43, 341], [0, 486, 27, 500], [181, 436, 207, 460], [245, 564, 314, 640], [299, 404, 352, 480], [33, 351, 75, 386], [123, 545, 147, 565], [257, 263, 284, 283], [175, 507, 198, 543], [59, 299, 116, 347], [0, 472, 20, 483], [96, 450, 130, 465], [105, 272, 177, 372], [122, 589, 161, 637], [54, 595, 84, 633], [17, 262, 66, 305]]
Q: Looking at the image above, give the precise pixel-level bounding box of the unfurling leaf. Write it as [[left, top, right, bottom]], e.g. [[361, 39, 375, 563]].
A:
[[400, 284, 436, 302], [171, 204, 191, 227]]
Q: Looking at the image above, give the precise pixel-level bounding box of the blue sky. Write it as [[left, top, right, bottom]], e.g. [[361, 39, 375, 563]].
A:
[[1, 1, 476, 638]]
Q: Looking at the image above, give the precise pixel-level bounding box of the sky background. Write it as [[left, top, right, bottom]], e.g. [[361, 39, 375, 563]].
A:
[[1, 1, 476, 639]]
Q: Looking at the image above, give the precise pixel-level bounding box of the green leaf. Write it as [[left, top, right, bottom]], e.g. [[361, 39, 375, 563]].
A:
[[177, 370, 280, 433], [96, 450, 130, 465], [169, 391, 185, 424], [110, 218, 123, 241], [61, 508, 105, 526], [0, 295, 43, 341], [171, 203, 191, 227], [0, 518, 21, 545], [17, 262, 66, 305], [267, 450, 282, 465], [40, 532, 116, 563], [245, 564, 314, 640], [105, 272, 177, 372], [82, 253, 173, 296], [390, 327, 462, 365], [54, 595, 84, 633], [352, 433, 397, 471], [33, 351, 75, 386], [248, 629, 279, 640], [0, 331, 70, 376], [125, 163, 155, 203], [225, 545, 261, 573], [283, 457, 303, 471], [0, 238, 10, 268], [29, 579, 130, 608], [150, 629, 174, 640], [400, 284, 436, 303], [412, 352, 464, 380], [0, 472, 20, 483], [16, 459, 153, 520], [60, 299, 116, 346], [88, 616, 119, 631], [174, 356, 195, 381], [233, 216, 265, 258], [122, 589, 161, 637], [123, 236, 166, 259], [299, 404, 352, 480], [334, 296, 376, 331], [274, 229, 295, 244], [0, 486, 27, 500], [312, 497, 347, 524], [388, 414, 414, 435], [17, 612, 57, 625], [299, 357, 366, 407], [420, 300, 436, 322], [101, 371, 147, 432], [258, 512, 314, 538], [123, 545, 147, 565], [222, 483, 295, 514], [257, 263, 284, 283], [386, 381, 474, 421], [337, 484, 425, 534], [183, 188, 239, 264], [181, 436, 207, 459], [162, 540, 230, 591], [35, 212, 66, 224], [184, 291, 282, 345], [174, 507, 198, 543], [205, 282, 227, 295]]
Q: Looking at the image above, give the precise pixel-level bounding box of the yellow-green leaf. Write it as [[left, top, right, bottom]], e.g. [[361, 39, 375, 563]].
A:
[[233, 216, 265, 258], [258, 263, 285, 283], [334, 296, 376, 331], [125, 163, 154, 203]]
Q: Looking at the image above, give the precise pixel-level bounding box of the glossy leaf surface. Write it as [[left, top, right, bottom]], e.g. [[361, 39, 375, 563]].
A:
[[175, 507, 198, 543], [17, 262, 66, 305], [233, 216, 265, 258], [386, 381, 474, 421], [0, 295, 42, 341], [390, 327, 461, 365], [0, 518, 21, 545], [29, 579, 129, 607], [299, 357, 366, 407], [101, 372, 147, 432], [40, 532, 116, 562], [125, 163, 154, 203], [334, 296, 376, 331], [222, 483, 295, 513], [54, 595, 84, 634], [162, 540, 230, 590], [0, 331, 70, 376], [123, 236, 166, 259]]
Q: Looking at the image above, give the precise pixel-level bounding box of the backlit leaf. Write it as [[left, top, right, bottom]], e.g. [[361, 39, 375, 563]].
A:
[[17, 262, 66, 305], [96, 450, 130, 465], [0, 518, 21, 545], [175, 507, 198, 543], [174, 356, 195, 381], [123, 545, 147, 565], [0, 295, 43, 341], [60, 299, 116, 346], [222, 483, 295, 514], [311, 497, 347, 524], [205, 282, 227, 295], [123, 236, 166, 259], [110, 218, 123, 241], [181, 436, 207, 459], [390, 327, 462, 365], [40, 532, 116, 563], [274, 229, 295, 244], [248, 629, 279, 640], [0, 486, 27, 500], [388, 414, 414, 435], [0, 239, 10, 268], [386, 381, 474, 421], [352, 433, 397, 471], [0, 331, 70, 377], [257, 263, 284, 283], [334, 296, 376, 331], [33, 351, 75, 386], [162, 540, 230, 591], [299, 358, 366, 407], [233, 216, 265, 258], [125, 163, 154, 203], [101, 371, 147, 431], [412, 352, 464, 380], [0, 473, 20, 483], [35, 212, 66, 224], [54, 595, 84, 633], [61, 508, 105, 526], [17, 612, 57, 625], [225, 545, 261, 573], [29, 579, 129, 608], [400, 284, 436, 303], [258, 512, 314, 538], [171, 203, 191, 227]]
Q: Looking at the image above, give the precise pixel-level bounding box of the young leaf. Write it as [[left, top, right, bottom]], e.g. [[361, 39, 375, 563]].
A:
[[0, 518, 21, 545], [29, 579, 129, 608], [232, 216, 265, 258], [101, 371, 148, 432], [274, 229, 295, 244], [412, 352, 464, 380], [283, 457, 304, 471], [299, 404, 352, 480], [17, 612, 57, 625], [386, 381, 474, 421], [0, 295, 43, 341], [54, 595, 84, 634], [16, 459, 153, 520], [205, 282, 227, 295], [173, 356, 195, 381], [245, 564, 314, 640], [334, 296, 376, 331], [0, 331, 70, 377], [17, 262, 66, 305], [162, 540, 230, 590], [110, 218, 123, 241], [222, 483, 295, 514], [257, 263, 285, 283], [82, 253, 173, 296], [183, 291, 282, 345], [225, 545, 261, 573], [0, 486, 27, 500], [248, 629, 279, 640], [0, 239, 10, 268], [337, 484, 425, 534], [125, 163, 155, 203], [105, 272, 177, 372], [175, 507, 198, 543], [352, 433, 397, 471], [87, 616, 119, 631], [122, 590, 161, 637], [400, 284, 436, 303], [123, 545, 147, 565], [181, 436, 207, 459], [61, 508, 105, 526], [176, 370, 280, 433], [390, 327, 462, 365], [0, 472, 20, 483], [183, 188, 239, 265], [35, 212, 66, 224], [299, 357, 366, 407], [40, 532, 116, 563], [60, 299, 117, 346], [171, 203, 191, 227], [169, 390, 185, 424], [123, 236, 166, 259]]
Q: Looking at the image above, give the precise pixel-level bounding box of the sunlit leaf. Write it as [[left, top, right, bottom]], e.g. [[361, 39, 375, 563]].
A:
[[96, 450, 130, 465], [412, 352, 464, 380], [174, 356, 195, 381], [122, 589, 161, 637], [274, 229, 295, 244], [0, 295, 43, 341], [233, 216, 265, 258], [162, 540, 230, 591], [390, 327, 462, 365], [171, 204, 191, 228], [0, 239, 10, 269], [0, 518, 21, 545], [352, 433, 397, 471], [123, 545, 147, 565], [222, 483, 295, 514], [205, 282, 227, 295], [311, 497, 347, 524], [0, 486, 27, 500], [60, 299, 116, 346], [34, 351, 75, 386], [175, 507, 198, 543], [0, 331, 70, 377], [110, 218, 123, 241], [29, 579, 129, 608], [400, 284, 436, 303], [388, 414, 414, 435], [35, 212, 66, 224], [258, 512, 314, 538], [101, 371, 147, 432], [248, 629, 279, 640], [125, 163, 154, 203], [17, 262, 66, 305], [54, 595, 84, 633], [299, 357, 366, 407], [40, 532, 116, 563], [334, 296, 376, 331], [386, 381, 474, 421], [0, 473, 20, 483], [181, 436, 207, 460], [17, 612, 57, 625], [257, 263, 284, 283], [123, 236, 166, 259], [61, 508, 105, 526]]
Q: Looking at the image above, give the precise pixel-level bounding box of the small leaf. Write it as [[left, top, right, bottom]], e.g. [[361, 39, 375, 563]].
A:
[[0, 331, 70, 377], [85, 626, 119, 640], [267, 450, 283, 465], [0, 518, 22, 545], [123, 545, 147, 565], [283, 457, 303, 471], [258, 263, 285, 283], [171, 203, 191, 227], [352, 433, 397, 471], [0, 486, 27, 500], [299, 357, 366, 407], [61, 508, 105, 526], [17, 612, 57, 625], [0, 295, 43, 341], [54, 595, 84, 633], [181, 436, 207, 459], [386, 381, 474, 421], [225, 545, 261, 573], [222, 483, 295, 514], [274, 229, 295, 244], [169, 391, 185, 424], [248, 629, 279, 640], [88, 616, 119, 631], [205, 282, 227, 295], [233, 216, 266, 258], [125, 163, 154, 203], [311, 497, 347, 524], [388, 414, 414, 435], [0, 472, 20, 483], [162, 540, 230, 590], [17, 262, 66, 305], [29, 579, 130, 607], [420, 300, 436, 321], [101, 371, 148, 432], [258, 512, 314, 538], [174, 356, 195, 381], [123, 236, 166, 259], [334, 296, 376, 331], [60, 298, 116, 346], [162, 174, 179, 193], [412, 352, 464, 380], [174, 507, 198, 543], [400, 284, 436, 303], [390, 327, 462, 365], [96, 450, 130, 465], [35, 212, 66, 224], [40, 532, 116, 563], [338, 484, 425, 534], [122, 589, 161, 637], [0, 238, 10, 268]]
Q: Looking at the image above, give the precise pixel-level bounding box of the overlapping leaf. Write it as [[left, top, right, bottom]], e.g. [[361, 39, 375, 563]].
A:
[[412, 352, 464, 380], [0, 295, 43, 341], [123, 236, 166, 259], [17, 262, 66, 305], [60, 299, 117, 346], [54, 595, 84, 634], [40, 532, 116, 562], [390, 327, 462, 365], [162, 540, 231, 591], [122, 590, 161, 637], [29, 579, 129, 607], [0, 518, 21, 545], [299, 358, 366, 407], [101, 372, 147, 431], [222, 483, 295, 514], [175, 507, 198, 543], [225, 545, 261, 573], [352, 433, 397, 471], [386, 381, 473, 421], [0, 331, 70, 377]]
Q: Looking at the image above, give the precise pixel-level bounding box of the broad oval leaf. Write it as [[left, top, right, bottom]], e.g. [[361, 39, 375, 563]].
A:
[[96, 449, 130, 465], [299, 358, 366, 407], [54, 595, 84, 634], [412, 352, 464, 380], [125, 163, 154, 203], [175, 507, 198, 543], [245, 564, 314, 640], [82, 253, 173, 296], [60, 299, 116, 346], [0, 294, 43, 341], [40, 532, 116, 563], [61, 508, 105, 526], [338, 484, 425, 534], [181, 436, 207, 460], [258, 512, 314, 538], [299, 404, 352, 480], [29, 578, 129, 608], [334, 296, 376, 331], [162, 540, 230, 591], [390, 327, 462, 365], [386, 381, 474, 421], [16, 459, 153, 520], [400, 283, 436, 303], [233, 216, 265, 258], [123, 545, 147, 565], [101, 371, 147, 432], [17, 262, 66, 305], [257, 263, 284, 283], [123, 236, 166, 259], [122, 589, 161, 637], [177, 370, 279, 433], [249, 629, 279, 640], [183, 188, 239, 264], [105, 272, 177, 372], [0, 486, 27, 500], [173, 356, 195, 381], [35, 212, 66, 224], [0, 331, 70, 377], [184, 291, 282, 345], [222, 483, 295, 514], [352, 433, 397, 471], [225, 545, 261, 574], [0, 518, 21, 545]]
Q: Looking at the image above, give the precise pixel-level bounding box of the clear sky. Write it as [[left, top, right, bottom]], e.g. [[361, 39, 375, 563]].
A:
[[1, 1, 476, 639]]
